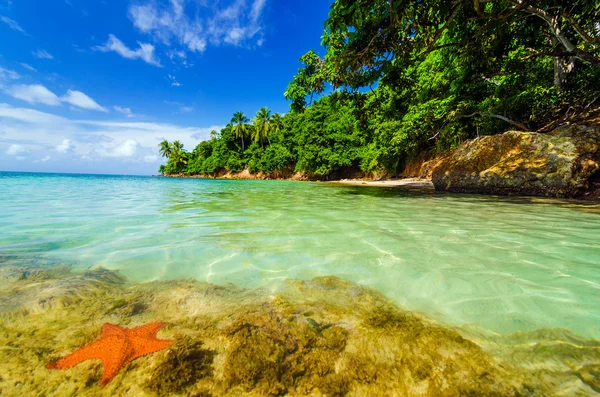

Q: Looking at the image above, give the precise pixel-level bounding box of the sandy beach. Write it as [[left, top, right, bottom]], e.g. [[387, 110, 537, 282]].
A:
[[333, 178, 435, 190]]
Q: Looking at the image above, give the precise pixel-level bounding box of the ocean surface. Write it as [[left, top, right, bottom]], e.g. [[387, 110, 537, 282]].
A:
[[1, 171, 600, 339]]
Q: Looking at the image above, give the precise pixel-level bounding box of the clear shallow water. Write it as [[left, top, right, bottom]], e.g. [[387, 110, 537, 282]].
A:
[[1, 172, 600, 339]]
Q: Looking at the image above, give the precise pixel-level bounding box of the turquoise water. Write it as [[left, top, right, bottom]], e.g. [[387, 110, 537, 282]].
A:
[[1, 171, 600, 338]]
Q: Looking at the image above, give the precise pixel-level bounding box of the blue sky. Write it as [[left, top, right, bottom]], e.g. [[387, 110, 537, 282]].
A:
[[0, 0, 330, 174]]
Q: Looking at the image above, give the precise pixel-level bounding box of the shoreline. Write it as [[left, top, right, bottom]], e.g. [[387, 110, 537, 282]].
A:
[[160, 172, 435, 189], [159, 172, 600, 201], [158, 174, 600, 201], [331, 177, 434, 190], [158, 123, 600, 201]]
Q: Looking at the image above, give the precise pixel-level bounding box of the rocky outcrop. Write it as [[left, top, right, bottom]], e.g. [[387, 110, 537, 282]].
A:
[[402, 150, 444, 180], [432, 125, 600, 198]]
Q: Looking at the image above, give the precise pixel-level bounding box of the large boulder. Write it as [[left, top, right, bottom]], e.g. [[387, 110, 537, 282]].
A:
[[432, 125, 600, 197]]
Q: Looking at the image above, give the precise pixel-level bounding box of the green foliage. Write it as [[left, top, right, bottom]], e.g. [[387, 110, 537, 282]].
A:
[[290, 95, 366, 176], [252, 107, 273, 145], [159, 0, 600, 179], [159, 140, 188, 174], [158, 140, 172, 159], [231, 111, 249, 152], [284, 50, 329, 112]]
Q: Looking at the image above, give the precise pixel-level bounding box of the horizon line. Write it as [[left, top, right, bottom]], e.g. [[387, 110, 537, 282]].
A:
[[0, 170, 157, 177]]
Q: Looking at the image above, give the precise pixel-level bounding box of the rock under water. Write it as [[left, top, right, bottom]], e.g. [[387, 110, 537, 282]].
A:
[[431, 125, 600, 198], [0, 265, 598, 396]]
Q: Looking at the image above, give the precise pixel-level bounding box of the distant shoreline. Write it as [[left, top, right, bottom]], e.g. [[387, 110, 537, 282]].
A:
[[157, 172, 434, 190]]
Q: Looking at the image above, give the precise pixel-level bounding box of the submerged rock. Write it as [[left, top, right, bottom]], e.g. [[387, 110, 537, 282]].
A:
[[432, 125, 600, 198], [0, 267, 599, 396]]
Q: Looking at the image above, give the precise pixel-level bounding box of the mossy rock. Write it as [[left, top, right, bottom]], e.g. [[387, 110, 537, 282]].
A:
[[0, 266, 598, 396], [146, 336, 215, 395], [432, 125, 600, 198]]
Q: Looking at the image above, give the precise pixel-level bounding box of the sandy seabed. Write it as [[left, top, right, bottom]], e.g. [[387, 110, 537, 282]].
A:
[[0, 260, 599, 396]]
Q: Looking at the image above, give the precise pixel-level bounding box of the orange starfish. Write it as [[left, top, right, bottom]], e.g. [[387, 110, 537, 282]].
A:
[[47, 322, 175, 385]]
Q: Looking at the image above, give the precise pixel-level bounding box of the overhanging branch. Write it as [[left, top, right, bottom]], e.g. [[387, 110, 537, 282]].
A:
[[562, 11, 600, 45], [458, 112, 528, 131], [430, 3, 463, 45], [508, 0, 600, 65]]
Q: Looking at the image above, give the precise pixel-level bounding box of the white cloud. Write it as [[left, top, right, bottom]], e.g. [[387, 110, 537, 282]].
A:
[[167, 49, 193, 67], [0, 67, 19, 89], [61, 90, 108, 112], [55, 139, 74, 153], [250, 0, 266, 23], [0, 16, 27, 35], [127, 0, 267, 56], [115, 140, 139, 157], [210, 0, 266, 46], [0, 67, 19, 81], [164, 100, 194, 114], [167, 74, 182, 87], [0, 103, 223, 172], [0, 102, 66, 123], [94, 34, 162, 67], [40, 156, 51, 162], [5, 144, 28, 156], [5, 84, 61, 106], [32, 49, 54, 59], [97, 139, 139, 158], [114, 105, 134, 117], [168, 50, 186, 59], [129, 1, 206, 53], [4, 84, 107, 111], [19, 63, 36, 72]]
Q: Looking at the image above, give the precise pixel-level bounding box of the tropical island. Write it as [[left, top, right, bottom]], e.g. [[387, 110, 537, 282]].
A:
[[2, 1, 600, 396], [158, 0, 600, 200]]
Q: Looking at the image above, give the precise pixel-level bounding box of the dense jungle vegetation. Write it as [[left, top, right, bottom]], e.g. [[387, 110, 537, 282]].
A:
[[159, 0, 600, 178]]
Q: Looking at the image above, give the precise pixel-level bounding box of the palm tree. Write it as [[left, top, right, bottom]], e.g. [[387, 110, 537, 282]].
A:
[[158, 140, 173, 158], [172, 140, 184, 154], [253, 107, 272, 146], [271, 113, 283, 137], [171, 150, 188, 171], [231, 111, 249, 151]]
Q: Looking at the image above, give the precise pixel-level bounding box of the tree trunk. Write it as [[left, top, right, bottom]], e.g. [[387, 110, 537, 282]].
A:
[[516, 2, 600, 66], [554, 56, 566, 94], [551, 11, 566, 94]]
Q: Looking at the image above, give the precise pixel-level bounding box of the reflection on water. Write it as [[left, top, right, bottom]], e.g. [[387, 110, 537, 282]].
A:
[[1, 172, 600, 341]]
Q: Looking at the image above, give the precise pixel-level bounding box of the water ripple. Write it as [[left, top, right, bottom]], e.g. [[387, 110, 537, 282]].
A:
[[1, 172, 600, 338]]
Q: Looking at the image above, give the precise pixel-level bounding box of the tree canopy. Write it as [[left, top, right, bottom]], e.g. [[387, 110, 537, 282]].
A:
[[160, 0, 600, 178]]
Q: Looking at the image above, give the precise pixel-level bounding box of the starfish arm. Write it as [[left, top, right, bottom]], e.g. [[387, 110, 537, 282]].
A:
[[129, 322, 167, 338], [100, 363, 121, 386], [101, 323, 125, 338], [131, 338, 175, 358], [99, 337, 131, 385], [46, 339, 106, 370]]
